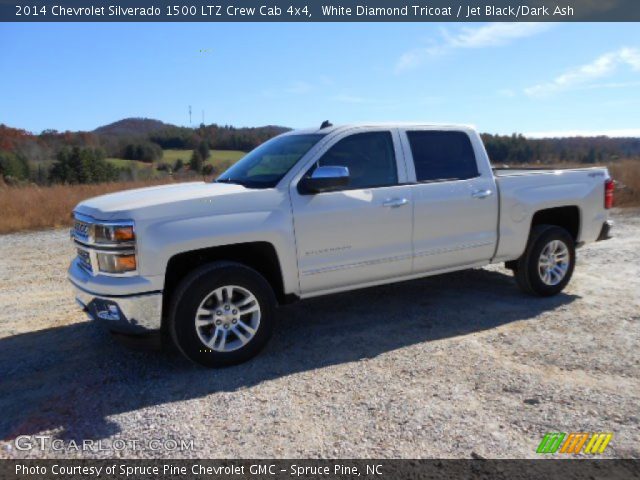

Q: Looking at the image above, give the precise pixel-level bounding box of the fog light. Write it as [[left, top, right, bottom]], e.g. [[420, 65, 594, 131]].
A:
[[97, 252, 137, 273], [93, 300, 121, 321]]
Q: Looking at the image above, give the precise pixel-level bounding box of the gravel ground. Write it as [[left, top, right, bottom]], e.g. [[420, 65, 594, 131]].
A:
[[0, 209, 638, 459]]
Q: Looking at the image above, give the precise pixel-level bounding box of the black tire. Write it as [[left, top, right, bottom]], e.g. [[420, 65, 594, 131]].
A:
[[168, 261, 276, 367], [514, 225, 576, 297]]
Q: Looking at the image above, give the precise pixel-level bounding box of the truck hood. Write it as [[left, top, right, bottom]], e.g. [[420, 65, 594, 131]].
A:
[[74, 181, 249, 220]]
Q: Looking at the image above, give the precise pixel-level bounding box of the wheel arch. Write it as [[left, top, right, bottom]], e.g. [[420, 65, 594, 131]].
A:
[[161, 241, 291, 331], [530, 205, 580, 242]]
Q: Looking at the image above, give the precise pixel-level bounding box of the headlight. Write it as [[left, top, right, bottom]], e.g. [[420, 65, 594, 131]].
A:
[[96, 252, 137, 274], [72, 215, 138, 275], [94, 224, 135, 244]]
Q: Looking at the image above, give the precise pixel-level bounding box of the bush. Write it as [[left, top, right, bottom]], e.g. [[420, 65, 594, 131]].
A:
[[202, 164, 214, 176], [174, 158, 184, 171]]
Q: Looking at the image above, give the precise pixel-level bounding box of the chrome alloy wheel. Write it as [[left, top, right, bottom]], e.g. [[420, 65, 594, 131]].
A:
[[194, 285, 261, 352], [537, 239, 570, 286]]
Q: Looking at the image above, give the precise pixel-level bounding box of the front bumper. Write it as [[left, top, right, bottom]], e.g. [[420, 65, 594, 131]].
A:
[[73, 284, 163, 334]]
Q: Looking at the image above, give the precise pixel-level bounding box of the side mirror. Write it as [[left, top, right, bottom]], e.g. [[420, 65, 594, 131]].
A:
[[299, 166, 350, 194]]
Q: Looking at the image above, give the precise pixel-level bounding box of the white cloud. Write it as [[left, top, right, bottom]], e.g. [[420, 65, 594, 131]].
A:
[[525, 47, 640, 97], [396, 23, 550, 72], [524, 128, 640, 138], [441, 22, 551, 49]]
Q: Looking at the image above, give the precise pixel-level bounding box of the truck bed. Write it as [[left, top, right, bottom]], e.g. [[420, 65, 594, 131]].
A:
[[493, 166, 606, 177], [491, 165, 609, 262]]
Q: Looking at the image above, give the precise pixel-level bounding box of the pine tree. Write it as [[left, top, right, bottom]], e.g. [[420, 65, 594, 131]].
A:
[[190, 149, 203, 173]]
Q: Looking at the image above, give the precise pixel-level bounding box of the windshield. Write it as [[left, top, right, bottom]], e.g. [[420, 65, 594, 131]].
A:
[[216, 133, 325, 188]]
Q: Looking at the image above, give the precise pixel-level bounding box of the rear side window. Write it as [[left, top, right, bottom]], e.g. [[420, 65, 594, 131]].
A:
[[314, 131, 398, 189], [407, 131, 479, 182]]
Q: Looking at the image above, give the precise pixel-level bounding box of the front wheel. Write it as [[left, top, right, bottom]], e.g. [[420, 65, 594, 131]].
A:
[[169, 262, 276, 367], [514, 225, 576, 296]]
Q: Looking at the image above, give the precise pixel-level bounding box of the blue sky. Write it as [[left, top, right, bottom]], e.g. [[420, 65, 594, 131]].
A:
[[1, 22, 639, 137]]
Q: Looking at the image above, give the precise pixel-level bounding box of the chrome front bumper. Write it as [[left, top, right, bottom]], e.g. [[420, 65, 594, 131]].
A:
[[74, 285, 163, 334]]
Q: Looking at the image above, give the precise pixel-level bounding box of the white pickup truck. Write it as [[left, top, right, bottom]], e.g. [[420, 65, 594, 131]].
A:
[[69, 123, 614, 367]]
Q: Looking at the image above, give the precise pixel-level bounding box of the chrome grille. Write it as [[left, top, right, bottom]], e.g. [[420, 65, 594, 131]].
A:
[[74, 220, 90, 240], [77, 248, 92, 272]]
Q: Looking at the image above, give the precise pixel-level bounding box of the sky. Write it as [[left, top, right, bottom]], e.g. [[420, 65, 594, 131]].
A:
[[1, 22, 639, 137]]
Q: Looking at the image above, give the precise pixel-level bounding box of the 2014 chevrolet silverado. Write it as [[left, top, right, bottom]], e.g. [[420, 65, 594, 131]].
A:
[[69, 123, 614, 367]]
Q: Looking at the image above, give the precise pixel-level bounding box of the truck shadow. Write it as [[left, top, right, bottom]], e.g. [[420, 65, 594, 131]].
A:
[[0, 267, 578, 445]]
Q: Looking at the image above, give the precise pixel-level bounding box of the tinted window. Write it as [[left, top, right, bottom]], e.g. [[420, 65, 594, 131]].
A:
[[313, 131, 398, 189], [407, 131, 478, 182], [217, 134, 325, 188]]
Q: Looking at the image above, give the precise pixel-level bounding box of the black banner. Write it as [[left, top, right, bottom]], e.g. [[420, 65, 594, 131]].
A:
[[2, 460, 640, 480], [3, 0, 640, 22]]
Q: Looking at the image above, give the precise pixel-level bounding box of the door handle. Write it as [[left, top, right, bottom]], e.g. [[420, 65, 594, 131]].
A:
[[471, 189, 493, 199], [382, 198, 409, 208]]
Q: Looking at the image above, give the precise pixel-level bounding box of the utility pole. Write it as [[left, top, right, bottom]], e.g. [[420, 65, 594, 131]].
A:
[[188, 105, 192, 125]]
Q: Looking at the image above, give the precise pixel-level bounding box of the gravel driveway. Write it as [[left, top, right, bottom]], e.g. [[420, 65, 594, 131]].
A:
[[1, 210, 638, 459]]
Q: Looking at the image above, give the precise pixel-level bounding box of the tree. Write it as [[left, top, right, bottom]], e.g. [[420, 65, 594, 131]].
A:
[[197, 140, 210, 161], [121, 141, 162, 162], [49, 147, 118, 184], [189, 149, 203, 173], [174, 158, 184, 171], [0, 151, 30, 181]]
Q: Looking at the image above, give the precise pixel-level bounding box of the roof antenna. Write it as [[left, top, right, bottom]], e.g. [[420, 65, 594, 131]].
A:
[[320, 120, 333, 129]]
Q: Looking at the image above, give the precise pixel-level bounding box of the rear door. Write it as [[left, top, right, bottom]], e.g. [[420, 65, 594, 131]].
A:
[[400, 128, 498, 273], [289, 128, 414, 295]]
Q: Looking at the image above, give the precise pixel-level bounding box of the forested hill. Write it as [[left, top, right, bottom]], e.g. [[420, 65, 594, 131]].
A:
[[1, 119, 639, 186], [93, 118, 171, 137], [0, 120, 291, 169]]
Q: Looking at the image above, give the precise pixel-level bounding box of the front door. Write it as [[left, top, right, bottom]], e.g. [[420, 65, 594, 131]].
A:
[[290, 129, 413, 295]]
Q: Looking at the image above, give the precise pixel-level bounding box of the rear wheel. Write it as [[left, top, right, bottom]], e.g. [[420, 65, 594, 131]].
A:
[[514, 225, 575, 296], [169, 262, 276, 367]]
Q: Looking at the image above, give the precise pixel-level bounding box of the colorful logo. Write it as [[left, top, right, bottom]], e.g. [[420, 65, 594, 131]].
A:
[[536, 432, 613, 454]]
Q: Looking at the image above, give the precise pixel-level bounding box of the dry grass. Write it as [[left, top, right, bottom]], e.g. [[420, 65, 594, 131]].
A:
[[608, 159, 640, 207], [0, 159, 638, 235], [0, 180, 172, 234]]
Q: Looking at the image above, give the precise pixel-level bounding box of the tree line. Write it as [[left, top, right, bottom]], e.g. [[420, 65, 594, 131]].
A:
[[481, 133, 640, 165], [1, 121, 639, 186]]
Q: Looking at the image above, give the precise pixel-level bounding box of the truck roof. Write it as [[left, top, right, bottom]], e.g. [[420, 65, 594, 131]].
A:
[[285, 122, 478, 136]]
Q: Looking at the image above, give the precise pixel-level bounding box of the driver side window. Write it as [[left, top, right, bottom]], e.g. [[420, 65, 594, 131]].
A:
[[311, 131, 398, 189]]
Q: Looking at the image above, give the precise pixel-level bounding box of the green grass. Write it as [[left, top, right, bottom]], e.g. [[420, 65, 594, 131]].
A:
[[209, 150, 245, 162], [106, 158, 153, 169], [162, 149, 245, 172], [105, 149, 245, 175], [208, 150, 245, 172], [161, 149, 192, 165]]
